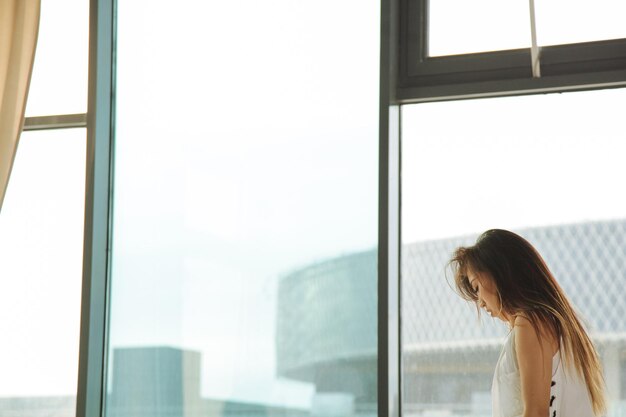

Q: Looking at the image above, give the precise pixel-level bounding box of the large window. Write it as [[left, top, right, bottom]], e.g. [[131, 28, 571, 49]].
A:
[[48, 1, 626, 417], [400, 88, 626, 416], [395, 6, 626, 415], [0, 1, 89, 416], [104, 2, 379, 417]]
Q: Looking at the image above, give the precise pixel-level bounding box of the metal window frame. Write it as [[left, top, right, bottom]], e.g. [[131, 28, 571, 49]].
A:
[[75, 0, 115, 416], [379, 1, 401, 417], [398, 0, 626, 102], [23, 113, 87, 131]]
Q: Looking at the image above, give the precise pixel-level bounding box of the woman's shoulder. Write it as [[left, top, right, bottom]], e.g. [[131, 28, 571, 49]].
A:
[[512, 314, 559, 356]]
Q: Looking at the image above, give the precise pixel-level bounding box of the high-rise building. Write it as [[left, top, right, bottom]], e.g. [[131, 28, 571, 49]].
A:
[[108, 347, 201, 417]]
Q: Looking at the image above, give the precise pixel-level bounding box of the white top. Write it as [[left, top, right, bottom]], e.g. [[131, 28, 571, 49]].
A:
[[492, 330, 595, 417]]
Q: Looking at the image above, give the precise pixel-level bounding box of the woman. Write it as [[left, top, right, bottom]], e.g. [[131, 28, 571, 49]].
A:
[[449, 229, 606, 417]]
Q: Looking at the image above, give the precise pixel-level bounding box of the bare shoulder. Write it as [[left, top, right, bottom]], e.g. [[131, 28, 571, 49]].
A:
[[513, 315, 558, 356]]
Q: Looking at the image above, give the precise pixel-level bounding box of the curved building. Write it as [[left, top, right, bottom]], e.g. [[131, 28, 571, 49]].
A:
[[276, 251, 377, 405]]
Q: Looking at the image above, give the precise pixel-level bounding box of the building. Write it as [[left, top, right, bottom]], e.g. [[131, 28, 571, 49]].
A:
[[107, 347, 309, 417]]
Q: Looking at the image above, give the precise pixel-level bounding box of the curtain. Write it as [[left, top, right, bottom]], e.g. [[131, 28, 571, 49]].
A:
[[0, 0, 41, 211]]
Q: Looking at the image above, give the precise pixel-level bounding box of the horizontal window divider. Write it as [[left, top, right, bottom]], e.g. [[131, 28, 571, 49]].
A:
[[541, 38, 626, 64], [411, 49, 532, 77], [397, 72, 626, 104], [23, 113, 87, 131], [401, 43, 626, 95], [403, 65, 533, 88], [542, 57, 626, 78]]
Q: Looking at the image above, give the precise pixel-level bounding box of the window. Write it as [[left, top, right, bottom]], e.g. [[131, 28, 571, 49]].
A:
[[389, 2, 626, 417], [104, 2, 379, 417], [1, 1, 89, 416], [398, 0, 626, 101], [400, 70, 626, 417]]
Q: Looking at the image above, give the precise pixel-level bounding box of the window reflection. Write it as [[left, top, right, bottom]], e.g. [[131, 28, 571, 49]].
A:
[[106, 1, 379, 416]]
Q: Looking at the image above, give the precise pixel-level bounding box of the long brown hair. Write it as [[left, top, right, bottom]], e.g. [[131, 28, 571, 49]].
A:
[[449, 229, 606, 416]]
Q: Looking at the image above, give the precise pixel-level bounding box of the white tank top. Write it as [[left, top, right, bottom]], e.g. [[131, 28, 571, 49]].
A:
[[491, 330, 595, 417]]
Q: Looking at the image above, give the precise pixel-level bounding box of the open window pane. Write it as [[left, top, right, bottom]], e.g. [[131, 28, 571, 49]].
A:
[[0, 129, 86, 416], [536, 0, 626, 46], [107, 1, 379, 417], [25, 0, 88, 116], [428, 0, 530, 56], [401, 88, 626, 416]]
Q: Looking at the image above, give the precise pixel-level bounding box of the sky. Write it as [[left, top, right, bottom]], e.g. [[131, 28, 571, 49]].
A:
[[402, 88, 626, 243], [1, 0, 626, 409]]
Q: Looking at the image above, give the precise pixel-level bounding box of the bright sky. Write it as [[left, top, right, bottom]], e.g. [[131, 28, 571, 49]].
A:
[[1, 0, 626, 410], [402, 88, 626, 243], [429, 0, 626, 56]]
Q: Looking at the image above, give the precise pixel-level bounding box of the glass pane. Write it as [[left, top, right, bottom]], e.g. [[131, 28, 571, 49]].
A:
[[25, 0, 89, 116], [428, 0, 530, 56], [401, 88, 626, 416], [0, 129, 86, 416], [536, 0, 626, 46], [107, 2, 379, 417]]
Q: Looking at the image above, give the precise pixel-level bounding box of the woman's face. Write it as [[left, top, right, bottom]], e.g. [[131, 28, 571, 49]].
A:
[[467, 269, 507, 322]]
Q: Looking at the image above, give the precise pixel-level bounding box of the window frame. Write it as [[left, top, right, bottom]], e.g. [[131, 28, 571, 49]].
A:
[[75, 0, 115, 417], [398, 0, 626, 102], [23, 114, 87, 131]]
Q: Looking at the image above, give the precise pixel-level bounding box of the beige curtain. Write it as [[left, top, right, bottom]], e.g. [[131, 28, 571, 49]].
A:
[[0, 0, 40, 211]]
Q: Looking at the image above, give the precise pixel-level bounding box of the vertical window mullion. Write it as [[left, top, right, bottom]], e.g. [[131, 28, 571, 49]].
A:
[[380, 0, 401, 417], [76, 0, 115, 416]]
